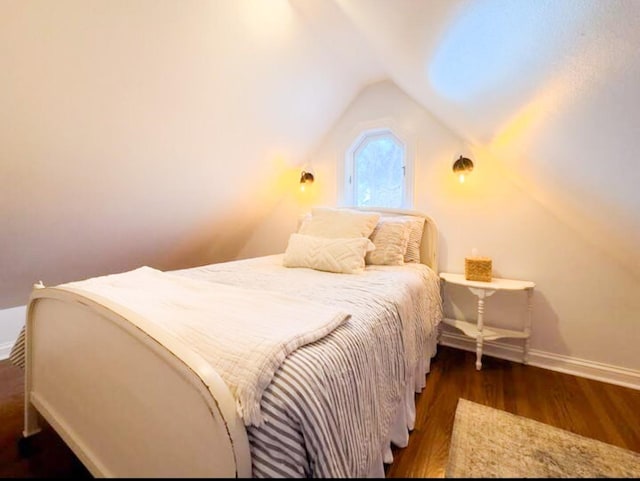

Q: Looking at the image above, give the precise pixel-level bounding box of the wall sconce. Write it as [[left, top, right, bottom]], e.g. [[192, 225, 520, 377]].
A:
[[300, 170, 314, 192], [452, 155, 474, 183]]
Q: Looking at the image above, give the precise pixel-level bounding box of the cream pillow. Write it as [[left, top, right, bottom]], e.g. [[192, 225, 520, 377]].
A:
[[283, 233, 374, 274], [365, 220, 411, 266], [298, 207, 380, 239], [377, 215, 425, 263], [403, 216, 425, 263]]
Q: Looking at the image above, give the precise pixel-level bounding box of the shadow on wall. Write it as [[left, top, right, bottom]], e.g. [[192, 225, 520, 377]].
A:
[[157, 163, 308, 270], [157, 205, 261, 270]]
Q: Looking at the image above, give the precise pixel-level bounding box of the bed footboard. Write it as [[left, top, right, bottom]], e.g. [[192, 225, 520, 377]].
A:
[[23, 287, 251, 478]]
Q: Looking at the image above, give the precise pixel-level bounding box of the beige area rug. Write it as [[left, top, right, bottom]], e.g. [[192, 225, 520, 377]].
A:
[[446, 398, 640, 478]]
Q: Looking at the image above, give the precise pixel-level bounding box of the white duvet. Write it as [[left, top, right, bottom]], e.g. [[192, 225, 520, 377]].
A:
[[61, 266, 350, 426]]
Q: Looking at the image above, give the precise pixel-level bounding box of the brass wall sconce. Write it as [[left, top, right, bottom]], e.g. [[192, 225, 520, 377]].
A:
[[453, 156, 474, 183], [300, 170, 314, 191]]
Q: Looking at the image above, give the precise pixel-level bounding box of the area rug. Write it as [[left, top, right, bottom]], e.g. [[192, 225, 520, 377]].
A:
[[446, 398, 640, 478]]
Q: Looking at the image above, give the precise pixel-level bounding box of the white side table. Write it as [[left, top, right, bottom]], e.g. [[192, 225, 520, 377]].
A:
[[439, 272, 535, 370]]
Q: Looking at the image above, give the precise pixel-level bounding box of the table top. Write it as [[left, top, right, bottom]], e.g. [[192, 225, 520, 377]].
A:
[[439, 272, 535, 290]]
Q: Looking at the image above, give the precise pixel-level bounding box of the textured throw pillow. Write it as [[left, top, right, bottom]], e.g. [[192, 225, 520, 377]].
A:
[[365, 220, 411, 266], [403, 216, 425, 263], [372, 215, 425, 263], [298, 207, 380, 239], [283, 233, 374, 274]]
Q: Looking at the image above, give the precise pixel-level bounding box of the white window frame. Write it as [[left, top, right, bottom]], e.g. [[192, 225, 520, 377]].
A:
[[339, 120, 415, 209]]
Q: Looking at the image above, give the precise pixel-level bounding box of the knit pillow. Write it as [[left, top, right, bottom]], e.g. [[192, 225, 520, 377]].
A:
[[283, 233, 375, 274]]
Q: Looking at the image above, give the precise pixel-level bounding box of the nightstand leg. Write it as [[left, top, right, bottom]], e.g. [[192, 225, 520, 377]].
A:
[[437, 279, 445, 348], [524, 288, 533, 364], [475, 295, 485, 370]]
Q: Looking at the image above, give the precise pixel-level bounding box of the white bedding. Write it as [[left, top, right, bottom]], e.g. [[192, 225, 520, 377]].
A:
[[172, 254, 442, 477], [60, 265, 350, 427]]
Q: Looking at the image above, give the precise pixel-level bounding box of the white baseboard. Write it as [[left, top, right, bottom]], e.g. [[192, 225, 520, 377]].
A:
[[0, 341, 16, 361], [439, 331, 640, 391]]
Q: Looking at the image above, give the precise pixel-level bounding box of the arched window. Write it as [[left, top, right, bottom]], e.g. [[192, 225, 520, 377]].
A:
[[343, 128, 413, 208]]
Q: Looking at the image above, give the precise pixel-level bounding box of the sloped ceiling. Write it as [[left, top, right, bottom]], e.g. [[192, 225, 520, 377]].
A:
[[0, 0, 384, 307], [332, 0, 640, 277]]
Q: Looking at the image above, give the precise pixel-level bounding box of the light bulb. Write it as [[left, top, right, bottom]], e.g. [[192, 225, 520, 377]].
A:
[[459, 173, 465, 183]]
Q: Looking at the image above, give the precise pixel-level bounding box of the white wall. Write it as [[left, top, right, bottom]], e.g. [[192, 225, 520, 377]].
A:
[[264, 79, 640, 382], [0, 0, 382, 310]]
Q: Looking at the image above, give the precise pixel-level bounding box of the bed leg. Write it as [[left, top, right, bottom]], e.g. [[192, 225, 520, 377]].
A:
[[23, 400, 41, 438], [19, 401, 42, 458], [17, 434, 34, 458]]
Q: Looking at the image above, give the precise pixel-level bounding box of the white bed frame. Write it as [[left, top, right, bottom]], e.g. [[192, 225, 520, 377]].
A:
[[21, 209, 438, 477]]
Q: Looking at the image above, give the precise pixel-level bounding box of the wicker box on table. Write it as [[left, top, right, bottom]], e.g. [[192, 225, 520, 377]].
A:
[[465, 257, 492, 282]]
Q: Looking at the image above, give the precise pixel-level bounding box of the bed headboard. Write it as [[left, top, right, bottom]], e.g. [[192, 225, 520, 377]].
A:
[[355, 207, 439, 273]]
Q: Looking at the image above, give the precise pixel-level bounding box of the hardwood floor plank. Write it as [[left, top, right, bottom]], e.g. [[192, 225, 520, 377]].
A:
[[575, 375, 640, 450]]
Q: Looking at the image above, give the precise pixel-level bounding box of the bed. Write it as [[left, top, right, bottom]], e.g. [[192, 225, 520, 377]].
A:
[[11, 207, 442, 478]]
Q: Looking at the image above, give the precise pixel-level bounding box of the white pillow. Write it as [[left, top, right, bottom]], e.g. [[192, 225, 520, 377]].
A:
[[283, 233, 375, 274], [365, 220, 411, 266], [298, 207, 380, 239]]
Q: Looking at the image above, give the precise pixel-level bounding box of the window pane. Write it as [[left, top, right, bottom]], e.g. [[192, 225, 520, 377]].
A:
[[354, 134, 404, 208]]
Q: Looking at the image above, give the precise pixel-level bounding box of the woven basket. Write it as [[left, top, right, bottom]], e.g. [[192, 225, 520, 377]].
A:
[[465, 257, 492, 282]]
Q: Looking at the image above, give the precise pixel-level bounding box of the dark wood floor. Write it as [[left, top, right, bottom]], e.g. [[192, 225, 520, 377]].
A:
[[1, 345, 639, 478], [387, 346, 640, 478]]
